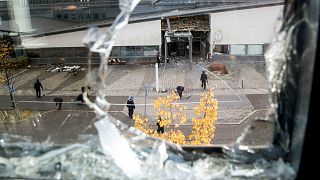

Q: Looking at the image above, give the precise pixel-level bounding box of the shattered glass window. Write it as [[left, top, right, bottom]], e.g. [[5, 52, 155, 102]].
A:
[[0, 0, 318, 179]]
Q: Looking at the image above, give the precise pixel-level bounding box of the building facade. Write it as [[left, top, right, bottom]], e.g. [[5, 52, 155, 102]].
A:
[[24, 20, 161, 64], [209, 5, 283, 55], [0, 1, 284, 64]]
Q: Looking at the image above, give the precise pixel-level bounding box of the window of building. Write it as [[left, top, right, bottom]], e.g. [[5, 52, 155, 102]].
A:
[[229, 44, 246, 55], [120, 46, 136, 56], [74, 47, 89, 57], [86, 11, 91, 20], [135, 46, 144, 56], [26, 49, 40, 58], [229, 45, 264, 55], [64, 14, 69, 19], [93, 13, 99, 20], [40, 48, 58, 58], [111, 46, 121, 57], [71, 12, 75, 20], [247, 44, 263, 55], [213, 45, 229, 54], [144, 46, 158, 56], [58, 47, 75, 57]]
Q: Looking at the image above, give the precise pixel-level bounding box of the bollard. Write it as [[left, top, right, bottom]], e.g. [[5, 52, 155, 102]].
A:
[[155, 63, 159, 93], [144, 83, 147, 116]]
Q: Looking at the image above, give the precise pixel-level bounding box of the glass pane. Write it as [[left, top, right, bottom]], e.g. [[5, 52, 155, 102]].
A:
[[120, 46, 135, 56], [229, 45, 246, 55], [58, 47, 74, 57], [26, 49, 40, 58], [144, 46, 158, 56], [135, 46, 143, 56], [74, 47, 89, 57], [247, 44, 263, 55], [111, 46, 121, 57], [0, 1, 318, 179], [40, 48, 58, 58]]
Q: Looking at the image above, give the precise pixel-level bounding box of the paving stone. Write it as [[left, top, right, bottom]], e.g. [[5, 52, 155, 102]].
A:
[[1, 61, 268, 124]]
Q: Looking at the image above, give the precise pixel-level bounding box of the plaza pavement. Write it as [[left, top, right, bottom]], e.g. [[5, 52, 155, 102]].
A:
[[0, 60, 271, 146]]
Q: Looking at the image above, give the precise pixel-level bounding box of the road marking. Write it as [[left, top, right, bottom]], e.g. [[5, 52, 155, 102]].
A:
[[195, 63, 243, 101], [59, 114, 71, 128], [237, 109, 258, 124], [215, 109, 258, 125], [16, 100, 244, 106], [11, 69, 28, 79]]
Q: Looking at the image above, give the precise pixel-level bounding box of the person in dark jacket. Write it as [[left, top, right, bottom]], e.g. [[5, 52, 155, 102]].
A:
[[34, 79, 43, 98], [200, 71, 208, 90], [156, 52, 161, 65], [176, 86, 184, 99], [77, 87, 86, 104], [77, 93, 84, 104], [53, 97, 63, 110], [156, 116, 164, 134], [127, 96, 135, 119]]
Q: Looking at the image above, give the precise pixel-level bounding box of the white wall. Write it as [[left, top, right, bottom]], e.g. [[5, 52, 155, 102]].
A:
[[210, 5, 283, 47], [114, 20, 161, 46], [22, 20, 161, 48]]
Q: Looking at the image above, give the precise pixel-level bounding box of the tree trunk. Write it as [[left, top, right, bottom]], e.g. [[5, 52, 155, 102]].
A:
[[5, 70, 15, 109], [9, 93, 15, 109]]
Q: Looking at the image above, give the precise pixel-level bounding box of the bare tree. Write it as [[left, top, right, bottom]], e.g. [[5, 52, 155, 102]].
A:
[[0, 34, 17, 109]]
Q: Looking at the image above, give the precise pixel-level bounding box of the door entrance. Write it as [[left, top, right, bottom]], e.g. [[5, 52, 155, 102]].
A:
[[170, 42, 188, 56]]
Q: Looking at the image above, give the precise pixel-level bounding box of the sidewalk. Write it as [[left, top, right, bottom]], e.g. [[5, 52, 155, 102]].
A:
[[0, 90, 270, 146], [0, 63, 269, 123], [0, 62, 271, 146], [0, 107, 271, 146], [1, 63, 268, 97], [0, 93, 258, 124]]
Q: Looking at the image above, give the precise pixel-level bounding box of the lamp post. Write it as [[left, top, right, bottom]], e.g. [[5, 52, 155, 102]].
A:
[[144, 83, 148, 116], [155, 63, 159, 93]]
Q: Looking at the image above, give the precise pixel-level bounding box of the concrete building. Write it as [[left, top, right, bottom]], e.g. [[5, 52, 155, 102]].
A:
[[23, 19, 162, 64], [0, 0, 284, 64], [210, 5, 283, 55]]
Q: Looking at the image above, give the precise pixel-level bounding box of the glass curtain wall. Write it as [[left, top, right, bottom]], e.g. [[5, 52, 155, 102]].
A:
[[26, 46, 159, 59]]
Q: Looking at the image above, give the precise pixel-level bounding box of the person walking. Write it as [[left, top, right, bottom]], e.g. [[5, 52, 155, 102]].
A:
[[200, 71, 208, 90], [34, 79, 43, 98], [156, 52, 161, 66], [77, 87, 86, 104], [176, 86, 184, 99], [127, 96, 135, 119], [156, 116, 164, 134]]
